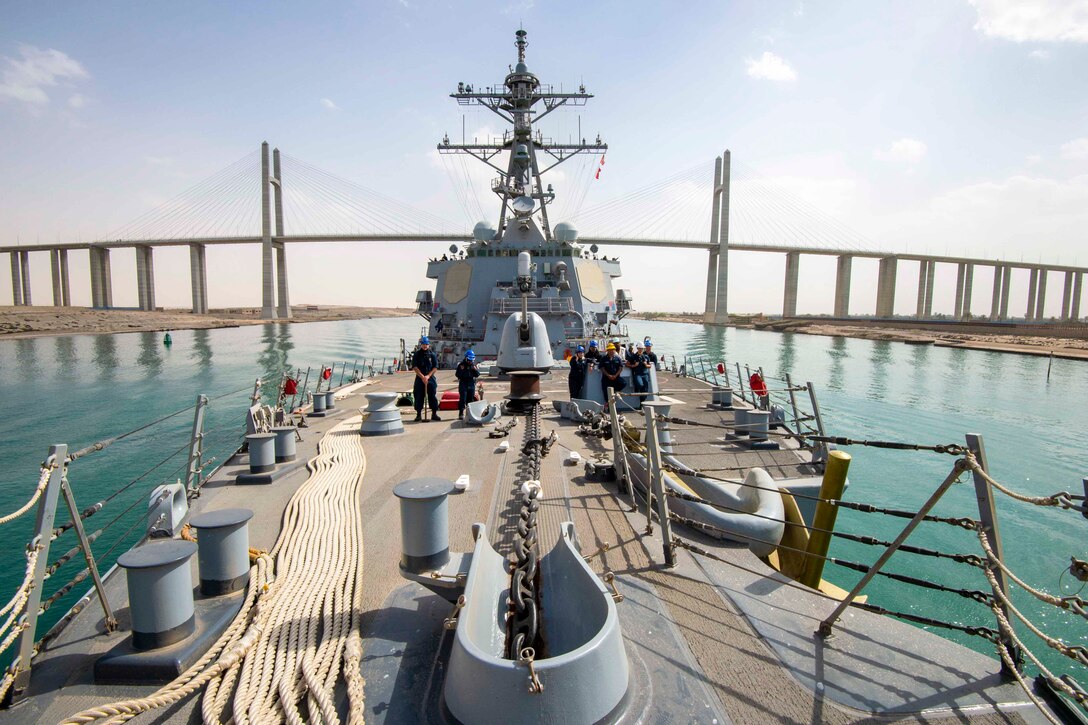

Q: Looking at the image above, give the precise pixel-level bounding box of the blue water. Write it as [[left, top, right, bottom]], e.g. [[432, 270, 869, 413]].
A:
[[0, 318, 1084, 680]]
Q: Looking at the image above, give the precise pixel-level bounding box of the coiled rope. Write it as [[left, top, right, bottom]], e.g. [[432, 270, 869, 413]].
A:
[[64, 417, 368, 724]]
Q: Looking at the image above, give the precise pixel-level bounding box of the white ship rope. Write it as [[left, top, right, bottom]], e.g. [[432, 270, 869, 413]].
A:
[[976, 529, 1088, 621], [63, 417, 368, 725], [0, 465, 53, 527], [964, 453, 1085, 512]]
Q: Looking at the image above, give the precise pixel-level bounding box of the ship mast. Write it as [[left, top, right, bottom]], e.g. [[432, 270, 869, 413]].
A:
[[438, 29, 607, 240]]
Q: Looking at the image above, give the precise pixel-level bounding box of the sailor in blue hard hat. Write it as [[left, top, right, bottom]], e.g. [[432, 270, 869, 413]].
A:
[[455, 349, 480, 420], [643, 339, 660, 370], [584, 339, 601, 364], [569, 345, 588, 399], [411, 336, 441, 422]]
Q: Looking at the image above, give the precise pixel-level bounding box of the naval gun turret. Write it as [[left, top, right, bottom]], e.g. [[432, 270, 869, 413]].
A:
[[496, 251, 554, 373]]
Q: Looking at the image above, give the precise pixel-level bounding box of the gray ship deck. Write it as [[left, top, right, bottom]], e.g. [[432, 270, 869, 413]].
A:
[[9, 370, 1044, 724]]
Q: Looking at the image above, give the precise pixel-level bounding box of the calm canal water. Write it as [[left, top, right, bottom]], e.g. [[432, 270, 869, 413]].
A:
[[0, 317, 1084, 677]]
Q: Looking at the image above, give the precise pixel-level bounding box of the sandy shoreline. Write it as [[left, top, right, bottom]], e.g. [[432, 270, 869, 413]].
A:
[[0, 305, 416, 340], [631, 314, 1088, 361]]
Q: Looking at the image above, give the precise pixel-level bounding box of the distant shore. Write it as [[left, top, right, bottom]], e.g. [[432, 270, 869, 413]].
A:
[[631, 313, 1088, 360], [0, 305, 416, 340]]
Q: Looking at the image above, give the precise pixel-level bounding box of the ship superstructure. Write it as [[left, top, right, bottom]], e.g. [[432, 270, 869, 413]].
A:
[[416, 29, 632, 365]]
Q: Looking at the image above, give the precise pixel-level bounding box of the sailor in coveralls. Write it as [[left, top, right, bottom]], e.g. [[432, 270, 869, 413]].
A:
[[455, 350, 479, 420], [599, 343, 626, 398], [411, 336, 441, 422], [569, 345, 588, 399]]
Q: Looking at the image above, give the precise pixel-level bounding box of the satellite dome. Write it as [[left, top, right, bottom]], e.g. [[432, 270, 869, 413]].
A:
[[554, 222, 578, 242], [515, 62, 529, 73], [472, 221, 496, 242]]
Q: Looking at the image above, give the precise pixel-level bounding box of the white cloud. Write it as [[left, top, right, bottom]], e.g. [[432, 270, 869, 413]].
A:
[[1060, 137, 1088, 159], [67, 93, 86, 108], [874, 138, 928, 165], [1028, 48, 1051, 58], [144, 156, 173, 166], [745, 51, 797, 82], [0, 45, 88, 106], [968, 0, 1088, 43], [1026, 153, 1043, 164], [320, 97, 340, 111]]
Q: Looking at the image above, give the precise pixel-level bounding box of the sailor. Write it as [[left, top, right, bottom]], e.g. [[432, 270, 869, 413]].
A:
[[628, 341, 651, 405], [455, 350, 479, 420], [569, 345, 588, 399], [599, 343, 626, 397], [644, 339, 660, 370], [584, 339, 601, 364], [411, 336, 441, 422]]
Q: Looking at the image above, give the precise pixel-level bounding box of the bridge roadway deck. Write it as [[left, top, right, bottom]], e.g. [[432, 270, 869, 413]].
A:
[[13, 370, 1041, 723], [3, 235, 1086, 274]]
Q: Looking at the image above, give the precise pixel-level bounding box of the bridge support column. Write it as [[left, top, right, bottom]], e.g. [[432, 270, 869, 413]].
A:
[[1060, 271, 1074, 320], [260, 142, 277, 320], [875, 257, 897, 317], [703, 155, 722, 323], [989, 265, 1002, 320], [834, 255, 851, 317], [272, 148, 291, 319], [782, 251, 799, 317], [18, 251, 31, 305], [1026, 269, 1039, 320], [89, 247, 113, 309], [999, 266, 1011, 320], [190, 243, 209, 314], [703, 250, 718, 323], [712, 150, 730, 324], [923, 260, 935, 318], [953, 263, 965, 319], [915, 261, 928, 318], [50, 250, 62, 306], [1071, 273, 1083, 321], [961, 264, 973, 319], [1035, 269, 1048, 320], [10, 252, 23, 305], [135, 245, 156, 311], [59, 249, 70, 306]]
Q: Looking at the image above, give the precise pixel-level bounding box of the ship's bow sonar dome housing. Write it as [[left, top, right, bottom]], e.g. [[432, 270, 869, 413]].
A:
[[554, 222, 578, 243]]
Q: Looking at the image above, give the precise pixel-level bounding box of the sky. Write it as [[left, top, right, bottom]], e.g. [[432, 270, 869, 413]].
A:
[[1, 0, 1087, 317]]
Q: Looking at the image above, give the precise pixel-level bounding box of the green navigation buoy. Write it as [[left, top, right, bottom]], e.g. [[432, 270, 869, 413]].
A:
[[163, 333, 173, 346]]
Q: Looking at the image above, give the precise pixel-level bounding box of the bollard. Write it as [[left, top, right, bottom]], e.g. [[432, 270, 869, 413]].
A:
[[394, 478, 456, 573], [713, 387, 734, 410], [117, 540, 198, 649], [360, 392, 405, 436], [732, 408, 750, 437], [747, 410, 771, 442], [245, 433, 276, 473], [190, 508, 254, 595], [271, 426, 297, 462], [311, 391, 327, 413], [324, 390, 336, 410], [800, 450, 852, 588]]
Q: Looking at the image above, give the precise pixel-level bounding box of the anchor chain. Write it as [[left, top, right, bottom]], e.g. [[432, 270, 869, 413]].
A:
[[508, 404, 550, 661]]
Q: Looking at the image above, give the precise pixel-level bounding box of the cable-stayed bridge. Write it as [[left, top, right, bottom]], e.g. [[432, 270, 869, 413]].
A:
[[3, 143, 1085, 324]]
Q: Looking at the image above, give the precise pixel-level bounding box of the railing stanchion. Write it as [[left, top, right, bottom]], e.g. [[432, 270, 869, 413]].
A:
[[59, 476, 114, 630], [818, 459, 964, 637], [965, 433, 1022, 677], [784, 373, 803, 442], [735, 363, 746, 402], [185, 394, 209, 493], [643, 406, 676, 567], [806, 381, 827, 458], [606, 388, 633, 502], [11, 444, 67, 700]]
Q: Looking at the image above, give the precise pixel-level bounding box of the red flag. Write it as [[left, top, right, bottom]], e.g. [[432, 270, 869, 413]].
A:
[[594, 153, 606, 180], [595, 167, 601, 180]]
